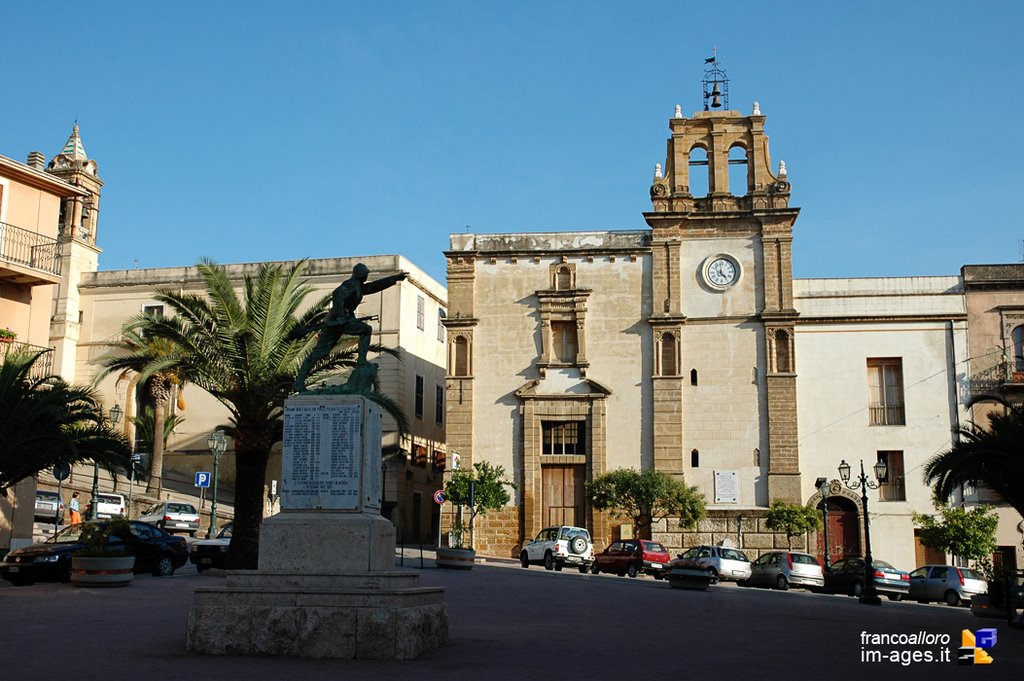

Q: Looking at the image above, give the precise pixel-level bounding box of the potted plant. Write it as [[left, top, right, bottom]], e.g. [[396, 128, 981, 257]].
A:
[[0, 327, 16, 343], [437, 461, 515, 570], [71, 516, 136, 587]]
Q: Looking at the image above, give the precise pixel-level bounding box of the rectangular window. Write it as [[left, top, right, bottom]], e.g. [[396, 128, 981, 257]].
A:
[[877, 451, 906, 501], [414, 375, 424, 419], [867, 358, 905, 426], [542, 421, 585, 455], [416, 296, 425, 331], [435, 384, 444, 425], [550, 321, 578, 364], [143, 304, 164, 318], [437, 310, 446, 342]]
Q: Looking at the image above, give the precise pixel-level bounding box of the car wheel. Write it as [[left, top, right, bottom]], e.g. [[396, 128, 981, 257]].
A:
[[554, 562, 563, 572], [543, 552, 554, 571], [520, 551, 530, 568], [196, 564, 206, 573], [569, 536, 587, 554], [706, 567, 719, 584], [737, 579, 750, 588], [626, 563, 639, 579], [578, 565, 589, 574], [188, 531, 196, 538], [775, 574, 789, 591], [853, 581, 864, 598], [653, 572, 664, 580], [887, 594, 903, 602], [60, 560, 73, 583], [944, 590, 961, 607], [591, 563, 600, 575], [153, 555, 176, 577]]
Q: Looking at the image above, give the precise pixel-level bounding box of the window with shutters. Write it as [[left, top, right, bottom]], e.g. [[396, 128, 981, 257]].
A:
[[867, 358, 905, 426]]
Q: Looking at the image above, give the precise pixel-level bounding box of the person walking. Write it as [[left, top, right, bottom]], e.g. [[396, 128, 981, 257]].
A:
[[68, 491, 82, 524]]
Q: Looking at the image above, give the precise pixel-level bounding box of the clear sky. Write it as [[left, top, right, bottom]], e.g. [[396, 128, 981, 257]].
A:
[[4, 1, 1022, 286]]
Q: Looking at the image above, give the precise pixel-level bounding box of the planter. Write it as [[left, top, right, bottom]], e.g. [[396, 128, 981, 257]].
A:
[[71, 555, 136, 587], [436, 547, 476, 570]]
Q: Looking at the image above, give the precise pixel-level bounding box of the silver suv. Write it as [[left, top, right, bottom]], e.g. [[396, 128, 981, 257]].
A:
[[520, 525, 594, 573], [909, 565, 987, 606], [676, 545, 752, 583]]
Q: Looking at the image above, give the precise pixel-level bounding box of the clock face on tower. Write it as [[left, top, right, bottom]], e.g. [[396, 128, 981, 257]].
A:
[[701, 255, 740, 290]]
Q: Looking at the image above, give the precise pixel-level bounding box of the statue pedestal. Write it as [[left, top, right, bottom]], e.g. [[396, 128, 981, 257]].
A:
[[186, 395, 447, 659]]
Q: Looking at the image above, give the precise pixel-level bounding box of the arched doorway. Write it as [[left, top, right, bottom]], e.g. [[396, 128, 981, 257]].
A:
[[816, 495, 860, 564]]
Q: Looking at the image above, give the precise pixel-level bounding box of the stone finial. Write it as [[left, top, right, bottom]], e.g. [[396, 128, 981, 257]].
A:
[[26, 151, 46, 169], [674, 104, 682, 119], [778, 160, 787, 178], [753, 100, 761, 116], [654, 163, 663, 179]]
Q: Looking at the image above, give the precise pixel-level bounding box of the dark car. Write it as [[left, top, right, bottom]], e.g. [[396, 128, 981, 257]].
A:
[[190, 522, 233, 571], [824, 557, 910, 600], [0, 520, 188, 586], [591, 539, 672, 578]]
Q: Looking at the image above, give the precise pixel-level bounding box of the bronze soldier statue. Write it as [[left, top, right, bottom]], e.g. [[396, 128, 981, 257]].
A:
[[293, 263, 407, 392]]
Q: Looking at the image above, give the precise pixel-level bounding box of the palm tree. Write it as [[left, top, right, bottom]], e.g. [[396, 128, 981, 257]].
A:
[[102, 333, 185, 493], [924, 395, 1024, 519], [97, 260, 407, 569], [0, 350, 131, 495]]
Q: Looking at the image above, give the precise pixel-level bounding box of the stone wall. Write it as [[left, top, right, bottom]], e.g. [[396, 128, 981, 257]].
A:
[[651, 509, 807, 559]]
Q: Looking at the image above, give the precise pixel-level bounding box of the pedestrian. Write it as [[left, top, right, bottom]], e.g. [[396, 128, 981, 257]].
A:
[[68, 491, 82, 524]]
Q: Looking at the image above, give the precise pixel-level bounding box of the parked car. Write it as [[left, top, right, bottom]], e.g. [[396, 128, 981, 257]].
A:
[[742, 550, 824, 591], [592, 539, 672, 578], [520, 525, 594, 573], [83, 492, 126, 519], [908, 564, 987, 606], [970, 570, 1024, 619], [0, 520, 188, 586], [33, 490, 64, 524], [190, 522, 233, 571], [674, 545, 751, 583], [139, 501, 201, 536], [824, 557, 909, 600]]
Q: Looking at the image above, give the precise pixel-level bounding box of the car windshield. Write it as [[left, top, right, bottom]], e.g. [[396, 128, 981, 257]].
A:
[[720, 548, 748, 561], [560, 527, 590, 540], [218, 524, 233, 539], [642, 541, 667, 553], [791, 554, 819, 565], [48, 524, 91, 543]]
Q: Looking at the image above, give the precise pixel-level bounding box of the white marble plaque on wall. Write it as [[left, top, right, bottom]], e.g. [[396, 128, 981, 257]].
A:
[[714, 470, 739, 504], [282, 401, 362, 510]]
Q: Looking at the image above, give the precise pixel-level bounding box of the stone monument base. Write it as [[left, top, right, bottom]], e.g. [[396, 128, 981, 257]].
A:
[[185, 569, 447, 659]]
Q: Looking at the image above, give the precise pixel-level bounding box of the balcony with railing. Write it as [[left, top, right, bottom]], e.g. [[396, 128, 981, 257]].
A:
[[0, 340, 54, 380], [868, 402, 905, 426], [0, 220, 63, 286], [966, 357, 1024, 401]]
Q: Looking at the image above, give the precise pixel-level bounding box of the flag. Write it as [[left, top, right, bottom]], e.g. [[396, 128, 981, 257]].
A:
[[705, 56, 716, 63]]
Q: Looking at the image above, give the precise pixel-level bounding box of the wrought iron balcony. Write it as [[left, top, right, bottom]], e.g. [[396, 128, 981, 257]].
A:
[[966, 358, 1024, 400], [0, 340, 54, 380], [0, 220, 62, 285]]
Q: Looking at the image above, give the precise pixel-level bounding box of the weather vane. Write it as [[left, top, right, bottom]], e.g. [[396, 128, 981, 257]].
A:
[[702, 48, 729, 111]]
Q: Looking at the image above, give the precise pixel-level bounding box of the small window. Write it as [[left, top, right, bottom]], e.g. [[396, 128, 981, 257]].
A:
[[453, 337, 469, 376], [867, 358, 905, 426], [1012, 325, 1024, 372], [690, 369, 698, 386], [877, 451, 906, 501], [435, 384, 444, 425], [542, 421, 585, 455], [143, 305, 164, 318], [556, 266, 572, 290], [690, 449, 699, 467], [728, 145, 748, 196], [416, 296, 425, 331], [437, 309, 446, 343], [688, 146, 709, 197], [551, 321, 578, 364], [660, 333, 677, 376], [775, 330, 791, 372], [414, 375, 424, 419]]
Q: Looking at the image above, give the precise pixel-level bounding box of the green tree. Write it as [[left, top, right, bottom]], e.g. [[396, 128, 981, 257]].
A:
[[923, 395, 1024, 520], [97, 260, 407, 569], [443, 461, 515, 548], [586, 468, 706, 539], [0, 350, 131, 494], [765, 500, 822, 549], [912, 501, 999, 564], [131, 406, 185, 460]]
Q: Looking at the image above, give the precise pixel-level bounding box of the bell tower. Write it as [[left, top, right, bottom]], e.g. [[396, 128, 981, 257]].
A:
[[46, 123, 103, 380], [644, 60, 802, 505]]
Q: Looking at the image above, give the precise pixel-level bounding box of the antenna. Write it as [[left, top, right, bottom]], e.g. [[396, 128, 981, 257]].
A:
[[702, 50, 730, 111]]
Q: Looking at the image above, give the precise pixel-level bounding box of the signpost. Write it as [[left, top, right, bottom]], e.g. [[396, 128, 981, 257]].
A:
[[196, 471, 211, 511], [52, 463, 70, 532], [433, 489, 446, 505], [128, 453, 141, 519]]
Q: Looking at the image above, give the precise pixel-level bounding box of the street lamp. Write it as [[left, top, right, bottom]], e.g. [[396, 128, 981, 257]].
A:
[[838, 458, 887, 605], [815, 477, 831, 571], [91, 404, 123, 520], [206, 430, 228, 539]]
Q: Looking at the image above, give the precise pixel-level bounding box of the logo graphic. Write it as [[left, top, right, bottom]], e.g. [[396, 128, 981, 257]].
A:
[[958, 628, 996, 665]]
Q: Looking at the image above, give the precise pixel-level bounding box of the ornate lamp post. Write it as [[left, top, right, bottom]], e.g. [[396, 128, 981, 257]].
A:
[[90, 404, 123, 520], [206, 430, 228, 539], [814, 477, 831, 571], [838, 458, 887, 605]]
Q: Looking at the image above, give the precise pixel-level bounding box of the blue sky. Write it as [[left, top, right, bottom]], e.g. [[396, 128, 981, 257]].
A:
[[4, 1, 1022, 286]]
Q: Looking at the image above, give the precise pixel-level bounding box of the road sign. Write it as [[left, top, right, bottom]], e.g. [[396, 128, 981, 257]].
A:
[[433, 489, 446, 505], [195, 471, 211, 488], [52, 462, 71, 481]]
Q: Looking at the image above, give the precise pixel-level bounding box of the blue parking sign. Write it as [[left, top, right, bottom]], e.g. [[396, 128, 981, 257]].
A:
[[195, 471, 211, 488]]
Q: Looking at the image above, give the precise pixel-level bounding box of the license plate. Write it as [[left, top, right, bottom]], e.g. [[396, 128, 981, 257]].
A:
[[9, 567, 19, 573], [199, 558, 212, 564], [653, 563, 665, 569], [175, 522, 189, 527]]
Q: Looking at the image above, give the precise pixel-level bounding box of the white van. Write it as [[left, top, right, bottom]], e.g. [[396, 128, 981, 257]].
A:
[[85, 492, 126, 519]]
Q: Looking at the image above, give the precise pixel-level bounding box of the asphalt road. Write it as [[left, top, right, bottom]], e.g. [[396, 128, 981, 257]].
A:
[[2, 554, 1021, 680]]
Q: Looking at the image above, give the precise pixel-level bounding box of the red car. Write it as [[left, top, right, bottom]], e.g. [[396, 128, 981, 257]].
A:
[[591, 539, 671, 578]]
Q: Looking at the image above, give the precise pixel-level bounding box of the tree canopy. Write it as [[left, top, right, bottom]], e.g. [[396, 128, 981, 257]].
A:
[[765, 500, 822, 549], [912, 501, 999, 564], [586, 468, 706, 539], [0, 350, 131, 494], [444, 461, 515, 548]]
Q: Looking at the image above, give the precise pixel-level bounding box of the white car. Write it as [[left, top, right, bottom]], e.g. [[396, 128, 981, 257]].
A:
[[85, 492, 125, 520], [675, 545, 752, 583], [139, 501, 201, 536], [520, 525, 594, 573]]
